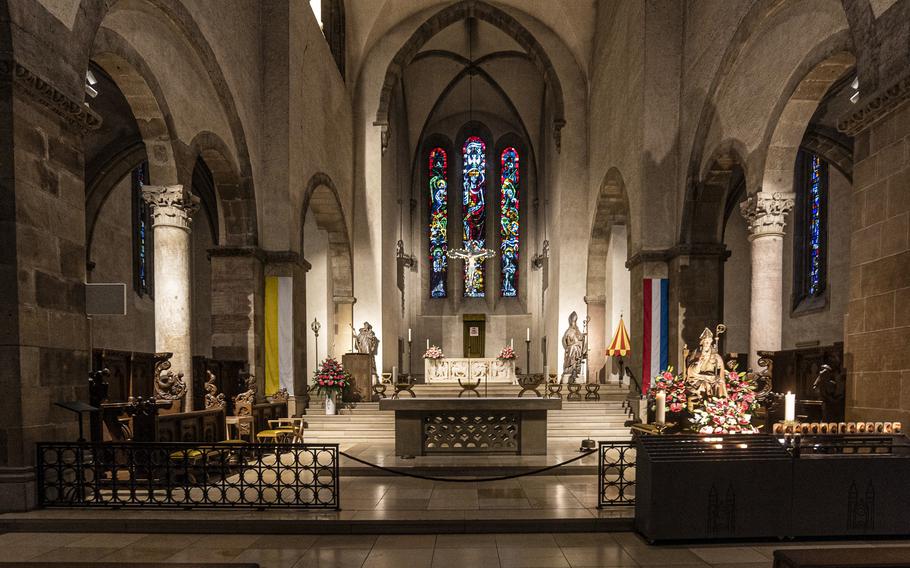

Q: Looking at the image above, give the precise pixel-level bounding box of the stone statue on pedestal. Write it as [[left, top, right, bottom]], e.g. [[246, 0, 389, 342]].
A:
[[351, 322, 379, 380], [684, 326, 729, 401], [561, 311, 589, 384]]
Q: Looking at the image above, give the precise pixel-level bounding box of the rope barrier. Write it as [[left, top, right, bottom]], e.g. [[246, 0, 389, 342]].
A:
[[338, 449, 596, 483]]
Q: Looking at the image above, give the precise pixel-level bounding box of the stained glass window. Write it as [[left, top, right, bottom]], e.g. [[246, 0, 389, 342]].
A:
[[793, 150, 827, 308], [807, 153, 822, 296], [133, 161, 152, 297], [428, 147, 448, 298], [462, 136, 487, 297], [500, 147, 519, 297]]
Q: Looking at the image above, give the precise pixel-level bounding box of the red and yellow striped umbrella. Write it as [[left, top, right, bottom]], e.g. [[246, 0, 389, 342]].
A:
[[606, 316, 631, 357]]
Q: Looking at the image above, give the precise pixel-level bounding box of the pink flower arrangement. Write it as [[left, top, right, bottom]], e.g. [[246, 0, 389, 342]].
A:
[[725, 369, 758, 413], [423, 345, 444, 360], [310, 357, 351, 397], [498, 346, 516, 360], [650, 367, 687, 413], [692, 397, 758, 434]]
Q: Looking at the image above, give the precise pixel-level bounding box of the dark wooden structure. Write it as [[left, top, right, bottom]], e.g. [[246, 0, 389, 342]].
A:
[[379, 397, 561, 457], [192, 355, 247, 413], [635, 434, 910, 542], [771, 342, 845, 421]]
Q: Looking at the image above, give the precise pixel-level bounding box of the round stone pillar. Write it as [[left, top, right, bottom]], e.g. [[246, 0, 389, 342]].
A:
[[740, 191, 794, 370], [142, 185, 200, 409]]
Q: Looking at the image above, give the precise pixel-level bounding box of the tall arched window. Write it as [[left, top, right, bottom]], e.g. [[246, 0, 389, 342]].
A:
[[428, 147, 448, 298], [500, 147, 519, 297], [793, 149, 828, 307], [462, 136, 487, 297], [131, 161, 153, 297]]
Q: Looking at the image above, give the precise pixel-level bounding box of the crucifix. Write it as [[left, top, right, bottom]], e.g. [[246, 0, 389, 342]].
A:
[[447, 241, 496, 293]]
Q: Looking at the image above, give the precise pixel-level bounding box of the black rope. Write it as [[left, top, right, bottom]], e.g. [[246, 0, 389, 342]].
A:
[[338, 449, 596, 483]]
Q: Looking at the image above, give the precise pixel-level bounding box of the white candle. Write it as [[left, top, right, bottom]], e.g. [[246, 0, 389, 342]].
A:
[[408, 328, 412, 342], [785, 392, 796, 422], [655, 391, 667, 424], [426, 339, 430, 350], [526, 328, 530, 342], [510, 338, 514, 349], [392, 366, 398, 384]]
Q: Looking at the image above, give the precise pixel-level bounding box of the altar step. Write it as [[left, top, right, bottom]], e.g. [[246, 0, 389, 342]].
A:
[[302, 400, 633, 444]]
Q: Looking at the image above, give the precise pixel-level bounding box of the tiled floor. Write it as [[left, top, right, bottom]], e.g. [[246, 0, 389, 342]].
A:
[[1, 530, 908, 567]]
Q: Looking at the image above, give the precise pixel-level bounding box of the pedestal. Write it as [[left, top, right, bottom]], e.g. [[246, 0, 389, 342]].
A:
[[342, 353, 372, 402]]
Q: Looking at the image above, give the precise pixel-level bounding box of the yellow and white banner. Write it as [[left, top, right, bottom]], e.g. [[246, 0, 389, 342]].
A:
[[265, 276, 294, 396]]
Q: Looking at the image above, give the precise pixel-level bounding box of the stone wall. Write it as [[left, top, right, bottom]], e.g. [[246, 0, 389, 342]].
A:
[[845, 100, 910, 423]]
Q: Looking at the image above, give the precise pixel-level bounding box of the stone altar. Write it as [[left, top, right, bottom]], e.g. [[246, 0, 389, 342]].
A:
[[379, 397, 561, 456], [424, 358, 516, 383]]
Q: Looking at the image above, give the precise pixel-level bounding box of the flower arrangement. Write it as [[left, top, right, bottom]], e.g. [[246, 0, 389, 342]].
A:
[[650, 367, 687, 413], [692, 397, 759, 434], [310, 357, 352, 397], [725, 368, 758, 414], [423, 345, 444, 360], [498, 346, 516, 360]]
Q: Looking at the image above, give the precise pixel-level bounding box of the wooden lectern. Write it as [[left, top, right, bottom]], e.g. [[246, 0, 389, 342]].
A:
[[341, 353, 372, 402]]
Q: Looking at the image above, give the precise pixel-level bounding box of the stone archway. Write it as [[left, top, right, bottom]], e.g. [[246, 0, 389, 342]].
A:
[[586, 168, 631, 384], [301, 173, 354, 365], [374, 0, 566, 152]]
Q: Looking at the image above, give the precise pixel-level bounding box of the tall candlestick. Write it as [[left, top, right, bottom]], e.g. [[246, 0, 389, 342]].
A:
[[784, 392, 796, 422], [526, 327, 530, 342], [655, 391, 667, 424]]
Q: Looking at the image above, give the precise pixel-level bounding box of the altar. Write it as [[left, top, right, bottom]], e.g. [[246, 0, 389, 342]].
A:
[[379, 397, 561, 456], [424, 357, 516, 383]]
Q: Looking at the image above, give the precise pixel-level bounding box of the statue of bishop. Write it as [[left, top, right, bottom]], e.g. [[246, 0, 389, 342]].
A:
[[561, 311, 589, 384], [352, 322, 379, 380]]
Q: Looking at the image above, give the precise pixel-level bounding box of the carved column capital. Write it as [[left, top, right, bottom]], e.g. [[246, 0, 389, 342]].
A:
[[141, 184, 200, 231], [740, 191, 795, 239]]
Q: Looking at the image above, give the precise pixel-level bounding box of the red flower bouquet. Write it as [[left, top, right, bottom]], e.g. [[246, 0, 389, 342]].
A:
[[310, 357, 352, 397]]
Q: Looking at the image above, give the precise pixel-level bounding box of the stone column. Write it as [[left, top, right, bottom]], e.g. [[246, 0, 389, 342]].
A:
[[142, 185, 199, 410], [740, 191, 794, 369]]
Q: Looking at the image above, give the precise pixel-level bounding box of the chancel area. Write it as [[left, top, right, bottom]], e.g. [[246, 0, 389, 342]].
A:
[[2, 0, 910, 565]]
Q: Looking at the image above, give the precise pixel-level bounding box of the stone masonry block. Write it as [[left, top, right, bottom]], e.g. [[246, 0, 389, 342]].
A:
[[852, 370, 901, 409], [863, 182, 888, 226], [881, 213, 909, 257], [860, 251, 910, 297], [850, 222, 882, 266], [895, 287, 910, 328], [863, 292, 895, 331]]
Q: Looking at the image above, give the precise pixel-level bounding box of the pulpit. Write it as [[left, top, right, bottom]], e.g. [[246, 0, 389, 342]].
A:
[[342, 353, 372, 402]]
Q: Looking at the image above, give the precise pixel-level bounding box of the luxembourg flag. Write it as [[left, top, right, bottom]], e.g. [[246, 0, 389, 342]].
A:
[[642, 278, 669, 394]]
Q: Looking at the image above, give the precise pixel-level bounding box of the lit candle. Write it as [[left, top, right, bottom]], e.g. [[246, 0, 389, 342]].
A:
[[655, 391, 667, 424], [526, 328, 530, 342], [784, 392, 796, 422], [392, 366, 398, 384], [511, 338, 514, 349], [408, 328, 412, 342], [426, 339, 430, 350]]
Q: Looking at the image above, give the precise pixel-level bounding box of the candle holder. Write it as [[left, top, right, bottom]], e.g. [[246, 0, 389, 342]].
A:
[[310, 318, 321, 370], [525, 338, 531, 377]]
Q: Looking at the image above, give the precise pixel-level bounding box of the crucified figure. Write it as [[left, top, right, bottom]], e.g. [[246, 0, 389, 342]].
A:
[[448, 242, 496, 294]]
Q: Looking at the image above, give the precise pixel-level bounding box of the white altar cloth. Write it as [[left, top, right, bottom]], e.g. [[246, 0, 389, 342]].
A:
[[425, 358, 516, 384]]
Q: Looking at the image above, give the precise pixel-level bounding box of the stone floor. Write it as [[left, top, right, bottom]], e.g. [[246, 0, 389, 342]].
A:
[[1, 530, 908, 567]]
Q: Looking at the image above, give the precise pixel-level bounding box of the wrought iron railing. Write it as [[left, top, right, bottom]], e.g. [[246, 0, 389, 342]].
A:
[[597, 440, 636, 507], [37, 442, 339, 509]]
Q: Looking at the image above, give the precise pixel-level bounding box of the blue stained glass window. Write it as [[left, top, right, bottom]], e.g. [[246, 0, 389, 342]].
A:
[[462, 136, 487, 297], [500, 147, 519, 297], [428, 148, 448, 298], [134, 161, 151, 296], [808, 153, 822, 296]]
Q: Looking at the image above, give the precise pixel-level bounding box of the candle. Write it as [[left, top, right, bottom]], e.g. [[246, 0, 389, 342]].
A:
[[408, 328, 412, 342], [392, 366, 398, 384], [655, 391, 666, 424], [526, 328, 530, 342], [510, 338, 514, 349], [784, 392, 796, 422], [426, 339, 430, 350]]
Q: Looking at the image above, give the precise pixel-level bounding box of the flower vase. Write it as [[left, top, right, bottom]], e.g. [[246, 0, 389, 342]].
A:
[[324, 393, 336, 415]]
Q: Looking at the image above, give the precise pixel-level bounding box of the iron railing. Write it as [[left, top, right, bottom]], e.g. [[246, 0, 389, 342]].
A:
[[597, 440, 636, 507], [37, 442, 339, 509]]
